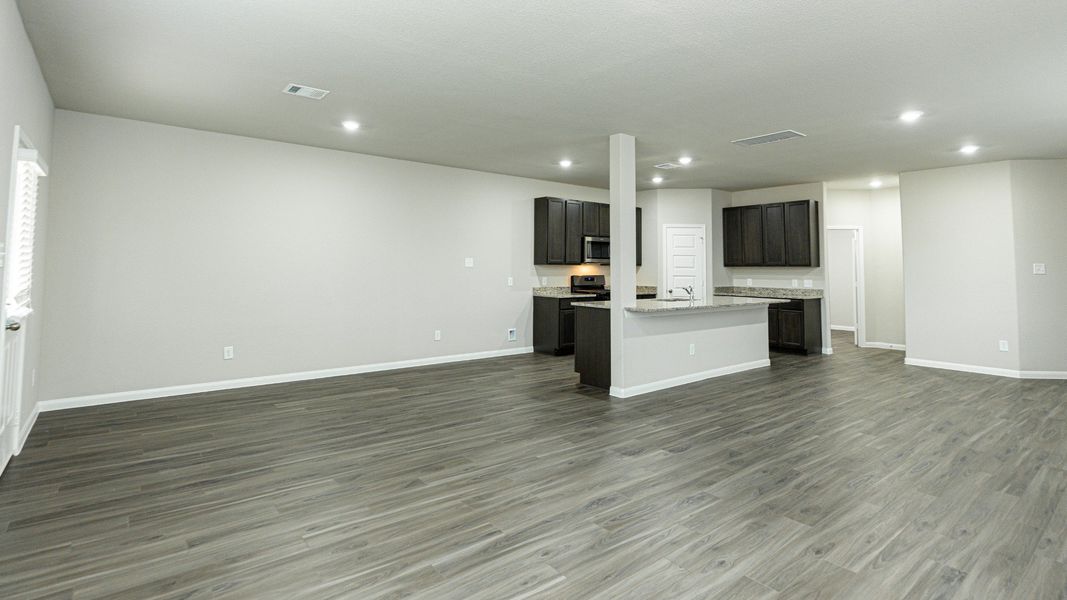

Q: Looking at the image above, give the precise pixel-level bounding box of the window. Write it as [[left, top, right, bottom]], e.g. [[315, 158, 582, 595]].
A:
[[7, 147, 46, 317]]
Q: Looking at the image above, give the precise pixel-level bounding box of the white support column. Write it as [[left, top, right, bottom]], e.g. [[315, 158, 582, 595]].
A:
[[609, 133, 636, 396]]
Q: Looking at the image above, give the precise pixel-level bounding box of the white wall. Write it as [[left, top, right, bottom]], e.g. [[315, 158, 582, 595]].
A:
[[900, 162, 1020, 371], [1009, 159, 1067, 373], [826, 228, 856, 329], [824, 187, 906, 346], [637, 189, 717, 293], [1, 0, 54, 432], [41, 110, 612, 401]]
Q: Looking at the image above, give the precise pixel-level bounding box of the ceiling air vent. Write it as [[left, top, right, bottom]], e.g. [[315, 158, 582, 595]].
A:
[[655, 162, 682, 169], [283, 83, 330, 100], [731, 130, 807, 146]]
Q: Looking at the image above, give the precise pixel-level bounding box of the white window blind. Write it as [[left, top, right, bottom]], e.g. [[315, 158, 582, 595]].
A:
[[8, 149, 46, 315]]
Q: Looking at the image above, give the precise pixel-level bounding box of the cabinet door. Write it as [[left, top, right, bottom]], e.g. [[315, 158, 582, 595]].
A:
[[582, 202, 600, 237], [785, 200, 813, 266], [565, 200, 584, 264], [559, 309, 575, 347], [598, 203, 611, 237], [635, 207, 643, 266], [762, 203, 786, 266], [546, 198, 566, 264], [722, 207, 743, 266], [767, 306, 780, 344], [741, 205, 765, 265], [778, 309, 805, 349]]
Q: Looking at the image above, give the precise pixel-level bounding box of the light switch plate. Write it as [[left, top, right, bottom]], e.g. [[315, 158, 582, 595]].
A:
[[507, 276, 514, 286], [803, 279, 813, 288], [998, 340, 1009, 352], [464, 257, 474, 268], [1033, 263, 1047, 275], [792, 279, 798, 288], [434, 330, 442, 341]]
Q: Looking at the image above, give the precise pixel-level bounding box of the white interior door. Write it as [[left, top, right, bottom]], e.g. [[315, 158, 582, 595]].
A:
[[662, 225, 706, 300], [1, 127, 45, 475]]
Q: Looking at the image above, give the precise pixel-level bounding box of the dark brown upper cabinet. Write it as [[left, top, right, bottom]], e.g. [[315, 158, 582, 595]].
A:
[[762, 203, 786, 266], [785, 200, 820, 266], [582, 201, 600, 236], [597, 203, 611, 237], [722, 200, 819, 267], [534, 198, 642, 266], [722, 207, 744, 267], [564, 200, 583, 264], [740, 205, 765, 266]]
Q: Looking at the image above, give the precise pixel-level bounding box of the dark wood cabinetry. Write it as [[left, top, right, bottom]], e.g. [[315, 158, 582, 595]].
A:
[[534, 297, 578, 355], [766, 299, 822, 354], [722, 200, 819, 267], [762, 203, 786, 266], [598, 204, 611, 237], [534, 197, 642, 266], [740, 205, 765, 266], [785, 200, 818, 266]]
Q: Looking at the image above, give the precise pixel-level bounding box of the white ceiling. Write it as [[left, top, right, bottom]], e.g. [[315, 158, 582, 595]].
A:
[[16, 0, 1067, 191]]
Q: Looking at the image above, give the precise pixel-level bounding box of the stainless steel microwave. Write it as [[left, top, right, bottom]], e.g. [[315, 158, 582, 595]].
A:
[[583, 236, 610, 264]]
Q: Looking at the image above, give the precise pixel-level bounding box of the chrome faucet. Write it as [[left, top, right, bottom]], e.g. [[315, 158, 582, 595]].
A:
[[681, 286, 694, 300]]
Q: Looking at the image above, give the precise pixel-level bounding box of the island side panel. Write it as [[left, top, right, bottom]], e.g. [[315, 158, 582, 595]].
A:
[[575, 306, 611, 389], [622, 306, 770, 391]]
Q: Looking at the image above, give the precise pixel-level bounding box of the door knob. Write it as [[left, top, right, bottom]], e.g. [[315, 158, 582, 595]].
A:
[[5, 320, 21, 331]]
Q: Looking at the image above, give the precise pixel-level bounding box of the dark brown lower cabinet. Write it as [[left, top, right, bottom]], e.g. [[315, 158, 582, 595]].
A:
[[534, 297, 577, 355], [767, 299, 822, 355]]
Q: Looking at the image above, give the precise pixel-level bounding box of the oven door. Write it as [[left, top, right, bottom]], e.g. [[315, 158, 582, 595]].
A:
[[583, 236, 610, 264]]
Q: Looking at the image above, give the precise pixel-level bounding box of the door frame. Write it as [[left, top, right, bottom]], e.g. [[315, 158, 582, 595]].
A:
[[660, 224, 707, 300], [826, 226, 866, 348]]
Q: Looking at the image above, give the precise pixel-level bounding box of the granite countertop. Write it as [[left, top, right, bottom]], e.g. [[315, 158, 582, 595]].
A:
[[574, 295, 790, 314], [713, 286, 823, 299], [533, 285, 657, 298]]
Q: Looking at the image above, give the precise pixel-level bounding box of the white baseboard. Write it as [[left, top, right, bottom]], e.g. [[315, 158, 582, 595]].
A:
[[39, 346, 534, 412], [609, 359, 770, 398], [904, 357, 1066, 380], [862, 341, 906, 351], [830, 325, 856, 332], [822, 347, 834, 355], [1018, 370, 1067, 380], [16, 403, 39, 454]]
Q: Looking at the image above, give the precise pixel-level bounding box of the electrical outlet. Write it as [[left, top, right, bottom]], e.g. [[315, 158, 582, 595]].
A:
[[541, 277, 548, 286], [434, 330, 442, 341], [792, 279, 798, 288], [507, 328, 517, 342], [1033, 263, 1047, 275], [689, 343, 696, 356], [507, 276, 514, 286], [803, 279, 813, 288], [464, 257, 474, 268], [223, 346, 234, 360], [998, 340, 1009, 352], [746, 278, 753, 286]]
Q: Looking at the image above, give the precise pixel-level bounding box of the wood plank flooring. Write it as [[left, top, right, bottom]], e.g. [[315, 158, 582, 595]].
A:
[[2, 332, 1066, 599]]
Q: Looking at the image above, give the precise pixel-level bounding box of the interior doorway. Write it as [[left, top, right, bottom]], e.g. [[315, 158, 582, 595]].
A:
[[827, 226, 865, 346], [661, 224, 706, 300]]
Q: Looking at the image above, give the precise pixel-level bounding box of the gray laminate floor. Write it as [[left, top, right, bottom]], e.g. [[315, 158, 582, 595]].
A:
[[2, 333, 1066, 599]]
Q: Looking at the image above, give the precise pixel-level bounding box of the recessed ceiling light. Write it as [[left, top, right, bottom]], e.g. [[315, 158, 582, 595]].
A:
[[342, 120, 360, 132], [678, 156, 693, 166], [959, 145, 980, 155], [559, 159, 573, 168], [870, 179, 883, 188], [652, 176, 663, 184], [899, 110, 924, 123]]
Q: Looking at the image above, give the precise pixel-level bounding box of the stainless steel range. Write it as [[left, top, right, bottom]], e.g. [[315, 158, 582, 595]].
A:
[[571, 274, 609, 300]]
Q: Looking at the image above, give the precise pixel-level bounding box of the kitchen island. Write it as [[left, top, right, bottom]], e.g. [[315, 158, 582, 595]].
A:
[[574, 296, 790, 394]]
